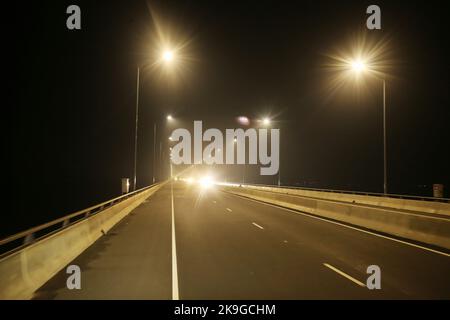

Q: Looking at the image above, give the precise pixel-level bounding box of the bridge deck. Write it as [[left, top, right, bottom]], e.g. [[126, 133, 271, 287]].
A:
[[34, 183, 450, 299]]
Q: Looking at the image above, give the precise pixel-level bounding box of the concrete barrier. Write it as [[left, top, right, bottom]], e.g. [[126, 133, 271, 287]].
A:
[[242, 185, 450, 217], [0, 183, 165, 300], [222, 186, 450, 250]]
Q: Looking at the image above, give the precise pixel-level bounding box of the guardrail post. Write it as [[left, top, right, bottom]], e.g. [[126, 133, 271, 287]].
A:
[[23, 233, 35, 245], [62, 219, 70, 228]]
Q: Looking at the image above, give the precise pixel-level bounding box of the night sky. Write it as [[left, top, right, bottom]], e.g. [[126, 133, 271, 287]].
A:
[[4, 0, 449, 237]]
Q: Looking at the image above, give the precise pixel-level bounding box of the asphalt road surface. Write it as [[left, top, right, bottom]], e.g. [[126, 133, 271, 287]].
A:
[[34, 182, 450, 299]]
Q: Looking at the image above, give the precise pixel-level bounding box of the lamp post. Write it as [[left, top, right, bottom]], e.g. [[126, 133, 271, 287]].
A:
[[349, 59, 388, 194], [382, 78, 387, 195], [133, 50, 176, 191], [133, 66, 140, 191], [261, 117, 280, 186], [152, 122, 156, 184]]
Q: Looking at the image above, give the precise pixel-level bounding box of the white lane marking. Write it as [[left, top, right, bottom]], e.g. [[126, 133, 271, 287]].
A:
[[226, 208, 232, 212], [252, 222, 264, 230], [225, 193, 450, 257], [323, 263, 366, 287], [171, 181, 179, 300]]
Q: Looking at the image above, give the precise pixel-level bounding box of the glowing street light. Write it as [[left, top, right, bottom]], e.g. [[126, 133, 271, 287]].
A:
[[162, 50, 174, 62], [260, 116, 281, 185], [350, 59, 366, 73], [167, 114, 173, 121], [237, 116, 250, 126]]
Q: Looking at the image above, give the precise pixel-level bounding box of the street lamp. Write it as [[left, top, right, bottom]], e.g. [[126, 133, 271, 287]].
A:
[[259, 117, 280, 186], [237, 116, 250, 126], [262, 117, 271, 126], [133, 50, 176, 191], [151, 114, 174, 184], [163, 50, 174, 62], [350, 59, 366, 73], [348, 58, 388, 194]]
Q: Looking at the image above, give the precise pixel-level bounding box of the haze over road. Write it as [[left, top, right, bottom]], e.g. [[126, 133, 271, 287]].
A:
[[35, 182, 450, 299]]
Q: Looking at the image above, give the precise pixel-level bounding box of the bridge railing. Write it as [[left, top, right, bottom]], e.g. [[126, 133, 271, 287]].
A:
[[0, 183, 160, 257]]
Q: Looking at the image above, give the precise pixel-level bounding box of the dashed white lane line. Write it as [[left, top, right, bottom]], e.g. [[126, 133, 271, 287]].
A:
[[226, 208, 233, 212], [323, 263, 366, 287], [252, 222, 264, 230]]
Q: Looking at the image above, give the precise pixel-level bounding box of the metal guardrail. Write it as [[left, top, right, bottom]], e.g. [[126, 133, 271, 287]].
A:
[[236, 183, 450, 203], [0, 183, 160, 256]]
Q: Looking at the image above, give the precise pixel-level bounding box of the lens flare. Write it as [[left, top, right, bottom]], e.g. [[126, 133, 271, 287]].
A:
[[322, 32, 393, 99], [199, 176, 214, 189], [237, 116, 250, 126], [350, 59, 366, 73]]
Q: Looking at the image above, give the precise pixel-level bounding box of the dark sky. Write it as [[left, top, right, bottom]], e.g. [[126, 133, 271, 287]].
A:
[[4, 0, 449, 236]]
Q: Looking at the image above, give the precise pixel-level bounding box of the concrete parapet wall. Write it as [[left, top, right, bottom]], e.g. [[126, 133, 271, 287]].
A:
[[242, 185, 450, 216], [0, 183, 165, 300], [222, 186, 450, 250]]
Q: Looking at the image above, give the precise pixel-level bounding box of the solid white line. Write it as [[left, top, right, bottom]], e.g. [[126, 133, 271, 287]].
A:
[[171, 181, 179, 300], [323, 263, 366, 287], [226, 208, 232, 212], [252, 222, 264, 230], [225, 192, 450, 257]]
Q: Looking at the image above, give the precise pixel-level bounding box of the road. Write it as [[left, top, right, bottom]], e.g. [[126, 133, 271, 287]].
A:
[[34, 182, 450, 299]]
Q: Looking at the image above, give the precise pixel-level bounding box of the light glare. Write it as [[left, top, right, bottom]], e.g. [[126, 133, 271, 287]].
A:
[[351, 59, 366, 73], [163, 50, 174, 62], [199, 176, 214, 189], [237, 116, 250, 125]]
